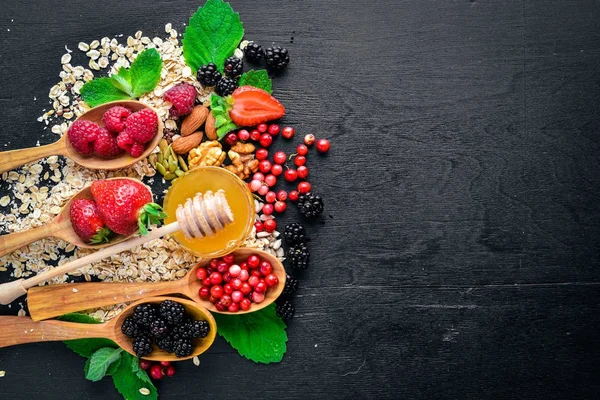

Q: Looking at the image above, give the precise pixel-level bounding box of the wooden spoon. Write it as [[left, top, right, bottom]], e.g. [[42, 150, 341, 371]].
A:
[[0, 177, 147, 257], [27, 248, 286, 321], [0, 296, 216, 361], [0, 100, 163, 174]]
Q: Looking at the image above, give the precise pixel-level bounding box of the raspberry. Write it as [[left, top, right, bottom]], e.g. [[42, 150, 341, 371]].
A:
[[124, 109, 158, 144], [102, 106, 131, 133], [116, 130, 134, 152], [130, 143, 145, 157], [93, 128, 122, 158], [164, 83, 196, 117], [67, 120, 101, 155]]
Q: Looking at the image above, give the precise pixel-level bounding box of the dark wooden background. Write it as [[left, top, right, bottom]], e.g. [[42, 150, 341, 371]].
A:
[[1, 1, 600, 399]]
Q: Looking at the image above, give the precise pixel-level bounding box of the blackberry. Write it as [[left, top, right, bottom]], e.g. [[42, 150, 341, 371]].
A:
[[297, 192, 324, 219], [173, 338, 193, 358], [223, 56, 243, 78], [265, 46, 290, 73], [276, 301, 295, 321], [243, 41, 264, 63], [170, 322, 191, 340], [189, 320, 210, 338], [149, 318, 169, 338], [133, 304, 157, 327], [132, 336, 153, 357], [215, 76, 238, 96], [283, 223, 306, 244], [159, 300, 185, 326], [156, 335, 175, 353], [282, 274, 299, 295], [287, 242, 309, 270], [197, 62, 222, 87], [121, 317, 147, 338]]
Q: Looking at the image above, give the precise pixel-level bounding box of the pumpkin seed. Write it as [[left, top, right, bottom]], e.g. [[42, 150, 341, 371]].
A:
[[175, 169, 184, 177], [169, 160, 178, 173], [178, 155, 188, 172], [159, 138, 168, 153], [164, 172, 176, 180], [156, 163, 167, 175]]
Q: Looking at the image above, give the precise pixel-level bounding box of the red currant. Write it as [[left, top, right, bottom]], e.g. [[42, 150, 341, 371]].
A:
[[271, 164, 283, 176], [247, 255, 260, 268], [223, 283, 233, 295], [289, 190, 299, 201], [199, 286, 210, 299], [249, 180, 261, 192], [284, 169, 298, 182], [251, 270, 261, 277], [252, 291, 265, 303], [150, 365, 164, 380], [240, 298, 252, 311], [277, 190, 288, 201], [210, 259, 218, 269], [282, 126, 295, 139], [268, 124, 280, 135], [210, 285, 223, 298], [217, 262, 229, 274], [223, 254, 235, 264], [253, 172, 265, 181], [297, 165, 309, 179], [231, 278, 243, 290], [257, 184, 269, 196], [254, 221, 264, 232], [255, 282, 267, 293], [209, 295, 217, 304], [259, 160, 272, 173], [165, 366, 176, 377], [265, 191, 277, 203], [298, 181, 312, 193], [240, 261, 248, 270], [248, 275, 260, 287], [220, 295, 232, 307], [265, 274, 279, 287], [139, 360, 152, 370], [255, 149, 268, 161], [316, 138, 330, 153], [274, 201, 287, 213], [225, 132, 238, 146], [195, 267, 208, 280], [228, 303, 239, 313], [259, 261, 273, 275], [202, 277, 211, 287], [294, 155, 306, 166], [304, 133, 316, 146], [273, 151, 287, 164], [215, 302, 226, 311], [239, 269, 249, 281], [296, 144, 308, 155], [231, 290, 243, 303], [264, 219, 277, 232], [264, 174, 277, 187], [237, 129, 250, 141], [250, 130, 261, 141], [229, 264, 241, 276], [240, 282, 252, 295], [259, 133, 273, 147], [257, 123, 268, 133], [262, 204, 274, 215], [223, 273, 232, 284], [209, 272, 222, 285]]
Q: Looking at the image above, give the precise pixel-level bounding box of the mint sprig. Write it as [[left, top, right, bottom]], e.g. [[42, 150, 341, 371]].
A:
[[182, 0, 244, 72], [239, 70, 272, 94], [85, 348, 123, 382], [210, 93, 240, 139], [80, 48, 162, 107], [214, 303, 288, 364]]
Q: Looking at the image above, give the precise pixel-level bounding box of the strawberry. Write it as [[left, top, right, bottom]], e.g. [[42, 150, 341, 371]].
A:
[[94, 128, 123, 158], [228, 86, 285, 127], [90, 179, 166, 236], [69, 199, 112, 244]]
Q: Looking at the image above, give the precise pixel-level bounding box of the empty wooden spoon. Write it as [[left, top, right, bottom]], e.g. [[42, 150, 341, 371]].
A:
[[0, 177, 148, 257], [27, 248, 286, 321], [0, 100, 163, 174], [0, 296, 216, 361]]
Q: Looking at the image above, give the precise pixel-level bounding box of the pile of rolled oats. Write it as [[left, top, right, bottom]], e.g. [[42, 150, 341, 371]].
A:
[[0, 24, 280, 321]]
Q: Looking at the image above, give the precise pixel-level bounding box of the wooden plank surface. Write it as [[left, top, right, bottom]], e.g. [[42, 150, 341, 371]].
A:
[[1, 0, 599, 398]]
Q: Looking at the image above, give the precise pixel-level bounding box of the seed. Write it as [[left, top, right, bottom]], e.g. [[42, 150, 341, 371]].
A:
[[175, 170, 184, 177], [139, 388, 150, 396], [156, 163, 167, 175], [157, 152, 164, 165], [164, 172, 176, 180], [168, 159, 178, 173], [159, 138, 168, 153], [178, 155, 188, 172]]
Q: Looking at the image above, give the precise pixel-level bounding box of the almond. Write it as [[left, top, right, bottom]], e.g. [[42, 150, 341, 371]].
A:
[[205, 112, 217, 140], [181, 105, 209, 136], [172, 131, 203, 154]]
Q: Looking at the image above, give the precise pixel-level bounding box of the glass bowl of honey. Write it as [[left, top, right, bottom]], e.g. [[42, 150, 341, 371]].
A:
[[163, 166, 255, 258]]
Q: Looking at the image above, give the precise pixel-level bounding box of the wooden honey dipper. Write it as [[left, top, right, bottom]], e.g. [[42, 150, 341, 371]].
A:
[[0, 189, 233, 305]]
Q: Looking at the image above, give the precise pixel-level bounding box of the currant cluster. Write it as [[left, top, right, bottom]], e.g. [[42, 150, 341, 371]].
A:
[[139, 360, 176, 380], [121, 300, 210, 358]]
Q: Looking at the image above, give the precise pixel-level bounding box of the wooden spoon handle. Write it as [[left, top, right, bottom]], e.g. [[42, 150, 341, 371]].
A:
[[0, 222, 60, 257], [0, 221, 181, 305], [0, 317, 109, 348], [0, 137, 67, 174], [28, 280, 184, 321]]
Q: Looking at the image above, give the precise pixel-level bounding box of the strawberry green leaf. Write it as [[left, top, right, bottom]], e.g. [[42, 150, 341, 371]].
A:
[[128, 48, 162, 98], [138, 202, 167, 235], [90, 227, 112, 245], [183, 0, 244, 72], [239, 70, 272, 94], [59, 313, 118, 357], [112, 352, 157, 400], [213, 304, 287, 364], [210, 93, 240, 139], [80, 78, 130, 107], [85, 348, 123, 382]]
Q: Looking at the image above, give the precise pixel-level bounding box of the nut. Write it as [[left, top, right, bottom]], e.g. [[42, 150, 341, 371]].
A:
[[188, 141, 226, 169], [225, 150, 259, 179], [181, 105, 209, 136], [172, 131, 203, 154], [205, 112, 217, 140]]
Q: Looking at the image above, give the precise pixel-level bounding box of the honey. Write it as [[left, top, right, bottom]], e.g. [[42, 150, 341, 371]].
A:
[[163, 166, 254, 258]]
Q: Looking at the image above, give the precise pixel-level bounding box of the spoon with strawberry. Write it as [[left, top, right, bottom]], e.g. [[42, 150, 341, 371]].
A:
[[0, 177, 163, 257], [0, 183, 236, 305], [0, 100, 163, 173]]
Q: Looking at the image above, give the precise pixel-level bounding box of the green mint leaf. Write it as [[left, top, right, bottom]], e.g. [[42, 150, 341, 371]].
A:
[[106, 357, 122, 376], [239, 70, 272, 94], [80, 78, 130, 107], [58, 313, 118, 357], [111, 68, 134, 97], [85, 348, 123, 382], [210, 94, 240, 139], [113, 352, 158, 400], [213, 304, 287, 364], [128, 48, 162, 97], [183, 0, 244, 72]]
